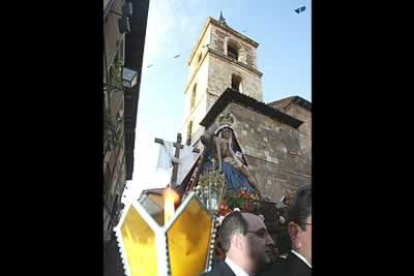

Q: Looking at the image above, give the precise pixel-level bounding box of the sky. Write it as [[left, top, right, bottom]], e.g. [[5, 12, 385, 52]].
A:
[[122, 0, 311, 204]]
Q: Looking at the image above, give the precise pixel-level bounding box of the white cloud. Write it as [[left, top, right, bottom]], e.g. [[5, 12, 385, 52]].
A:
[[122, 131, 172, 204]]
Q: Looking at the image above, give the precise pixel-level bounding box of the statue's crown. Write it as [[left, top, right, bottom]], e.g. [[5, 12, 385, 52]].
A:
[[217, 113, 234, 126]]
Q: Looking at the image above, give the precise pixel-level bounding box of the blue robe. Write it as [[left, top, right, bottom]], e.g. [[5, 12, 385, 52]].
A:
[[202, 149, 256, 195], [222, 161, 255, 194]]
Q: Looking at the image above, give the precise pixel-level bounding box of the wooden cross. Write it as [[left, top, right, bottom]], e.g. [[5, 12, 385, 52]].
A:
[[155, 133, 200, 187]]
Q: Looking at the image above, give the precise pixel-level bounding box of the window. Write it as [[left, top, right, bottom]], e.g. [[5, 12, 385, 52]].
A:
[[227, 40, 240, 61], [116, 109, 124, 134], [118, 35, 125, 64], [231, 74, 243, 92], [197, 52, 202, 64], [191, 84, 197, 108], [186, 121, 193, 146], [228, 45, 238, 60]]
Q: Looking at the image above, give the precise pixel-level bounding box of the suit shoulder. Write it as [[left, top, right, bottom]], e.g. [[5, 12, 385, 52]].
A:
[[259, 261, 287, 276], [198, 269, 219, 276], [198, 272, 218, 276]]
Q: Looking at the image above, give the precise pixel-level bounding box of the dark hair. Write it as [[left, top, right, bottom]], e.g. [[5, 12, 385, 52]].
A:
[[288, 184, 312, 231], [218, 212, 248, 252]]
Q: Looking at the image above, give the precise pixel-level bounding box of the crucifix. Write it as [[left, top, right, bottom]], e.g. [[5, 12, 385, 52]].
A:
[[155, 133, 200, 187]]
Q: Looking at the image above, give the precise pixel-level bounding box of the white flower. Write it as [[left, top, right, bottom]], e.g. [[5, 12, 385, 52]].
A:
[[217, 216, 225, 226]]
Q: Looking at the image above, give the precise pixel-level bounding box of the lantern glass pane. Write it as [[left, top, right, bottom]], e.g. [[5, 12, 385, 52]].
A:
[[120, 206, 158, 276], [167, 197, 213, 276]]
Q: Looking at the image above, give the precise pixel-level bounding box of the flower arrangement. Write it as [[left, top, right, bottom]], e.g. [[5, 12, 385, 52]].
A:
[[217, 188, 263, 215]]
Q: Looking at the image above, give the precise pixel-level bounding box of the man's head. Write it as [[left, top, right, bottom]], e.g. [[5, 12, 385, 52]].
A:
[[219, 211, 274, 274], [288, 184, 312, 265]]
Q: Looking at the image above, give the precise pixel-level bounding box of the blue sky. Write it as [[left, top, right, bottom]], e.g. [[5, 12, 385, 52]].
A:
[[123, 0, 311, 203]]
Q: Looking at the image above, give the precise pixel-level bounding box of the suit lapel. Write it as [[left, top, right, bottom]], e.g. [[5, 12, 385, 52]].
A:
[[286, 252, 311, 276], [217, 261, 237, 276]]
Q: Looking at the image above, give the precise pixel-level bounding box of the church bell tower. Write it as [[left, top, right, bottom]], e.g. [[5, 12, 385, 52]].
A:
[[182, 13, 263, 147]]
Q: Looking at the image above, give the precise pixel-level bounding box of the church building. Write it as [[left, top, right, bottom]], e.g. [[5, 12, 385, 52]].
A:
[[181, 14, 311, 202]]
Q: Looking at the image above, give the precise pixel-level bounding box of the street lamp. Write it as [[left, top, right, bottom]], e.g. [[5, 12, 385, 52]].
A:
[[104, 67, 139, 91], [122, 67, 138, 88]]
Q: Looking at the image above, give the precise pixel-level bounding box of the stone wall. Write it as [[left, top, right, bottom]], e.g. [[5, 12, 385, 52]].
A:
[[272, 103, 311, 176], [182, 55, 210, 145], [207, 23, 263, 102], [187, 24, 212, 81], [284, 104, 311, 176], [207, 54, 263, 105], [209, 24, 259, 70]]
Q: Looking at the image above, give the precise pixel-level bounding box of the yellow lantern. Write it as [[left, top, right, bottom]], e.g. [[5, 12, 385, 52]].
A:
[[115, 192, 216, 276]]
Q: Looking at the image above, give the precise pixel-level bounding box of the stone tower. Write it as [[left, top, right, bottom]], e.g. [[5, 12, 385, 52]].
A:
[[182, 15, 263, 147]]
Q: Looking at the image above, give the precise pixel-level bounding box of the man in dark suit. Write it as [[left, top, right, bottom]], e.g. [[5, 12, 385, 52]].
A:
[[261, 184, 312, 276], [199, 211, 275, 276]]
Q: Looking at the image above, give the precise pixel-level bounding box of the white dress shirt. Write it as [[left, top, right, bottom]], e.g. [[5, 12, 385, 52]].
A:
[[291, 250, 312, 268], [225, 257, 250, 276]]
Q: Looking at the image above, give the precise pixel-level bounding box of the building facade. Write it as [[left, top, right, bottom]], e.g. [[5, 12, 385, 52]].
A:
[[103, 1, 149, 276], [182, 15, 264, 148], [104, 0, 128, 245], [182, 15, 311, 203]]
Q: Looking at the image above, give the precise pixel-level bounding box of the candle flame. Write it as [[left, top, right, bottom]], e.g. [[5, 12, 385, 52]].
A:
[[164, 187, 180, 224]]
